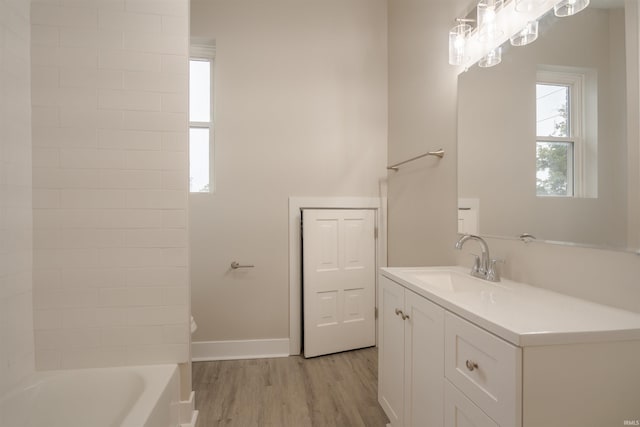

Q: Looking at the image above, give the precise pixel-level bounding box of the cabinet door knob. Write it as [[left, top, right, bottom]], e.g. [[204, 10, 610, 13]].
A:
[[465, 360, 479, 371], [395, 308, 403, 317]]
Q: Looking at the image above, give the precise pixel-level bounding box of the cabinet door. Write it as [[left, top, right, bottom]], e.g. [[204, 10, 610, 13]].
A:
[[445, 381, 499, 427], [404, 289, 445, 427], [378, 276, 405, 425]]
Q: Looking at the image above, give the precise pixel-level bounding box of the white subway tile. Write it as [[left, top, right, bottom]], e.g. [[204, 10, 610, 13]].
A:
[[161, 170, 187, 190], [59, 108, 123, 130], [161, 131, 187, 152], [101, 326, 164, 346], [33, 189, 60, 209], [161, 54, 186, 74], [99, 169, 162, 189], [95, 307, 128, 326], [98, 129, 162, 151], [125, 190, 186, 209], [34, 309, 63, 330], [124, 267, 187, 287], [31, 4, 98, 28], [123, 32, 186, 55], [33, 147, 60, 168], [162, 286, 187, 306], [33, 126, 98, 148], [32, 106, 60, 127], [31, 25, 59, 47], [125, 229, 187, 248], [161, 248, 188, 267], [160, 92, 187, 113], [98, 9, 161, 33], [162, 210, 186, 228], [59, 28, 122, 49], [61, 308, 99, 328], [162, 325, 188, 344], [123, 70, 186, 93], [126, 150, 163, 170], [161, 150, 187, 171], [61, 268, 126, 288], [35, 288, 99, 309], [33, 167, 100, 189], [127, 287, 164, 306], [59, 148, 127, 170], [35, 349, 61, 370], [60, 68, 122, 89], [59, 189, 126, 209], [98, 48, 161, 72], [125, 0, 188, 17], [31, 66, 59, 89], [60, 346, 127, 369], [99, 287, 129, 306], [161, 15, 187, 36], [98, 89, 161, 111], [126, 343, 188, 365]]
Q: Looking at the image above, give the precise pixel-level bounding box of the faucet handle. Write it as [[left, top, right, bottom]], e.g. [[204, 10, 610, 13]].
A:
[[486, 258, 504, 282], [468, 253, 481, 275]]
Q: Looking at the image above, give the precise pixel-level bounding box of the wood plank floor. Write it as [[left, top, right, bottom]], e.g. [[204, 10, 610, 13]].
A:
[[193, 347, 390, 427]]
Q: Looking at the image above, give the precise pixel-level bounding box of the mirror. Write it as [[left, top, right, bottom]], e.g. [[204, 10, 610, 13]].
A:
[[457, 0, 640, 251]]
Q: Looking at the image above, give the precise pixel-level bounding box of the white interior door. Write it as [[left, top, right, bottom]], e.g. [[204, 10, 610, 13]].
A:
[[302, 209, 376, 358]]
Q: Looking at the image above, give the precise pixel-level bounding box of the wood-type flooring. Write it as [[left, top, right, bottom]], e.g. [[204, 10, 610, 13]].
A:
[[193, 347, 389, 427]]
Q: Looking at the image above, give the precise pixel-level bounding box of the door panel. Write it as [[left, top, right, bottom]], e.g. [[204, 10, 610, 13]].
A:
[[303, 209, 376, 358]]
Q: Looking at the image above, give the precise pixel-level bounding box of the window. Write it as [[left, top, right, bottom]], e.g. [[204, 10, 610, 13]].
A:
[[189, 51, 214, 193], [536, 69, 596, 198]]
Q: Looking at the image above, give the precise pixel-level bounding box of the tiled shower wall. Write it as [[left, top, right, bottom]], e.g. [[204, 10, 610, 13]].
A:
[[31, 0, 191, 369], [0, 0, 34, 395]]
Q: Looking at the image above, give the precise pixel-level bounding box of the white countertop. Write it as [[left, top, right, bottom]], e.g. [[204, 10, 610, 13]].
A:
[[381, 266, 640, 347]]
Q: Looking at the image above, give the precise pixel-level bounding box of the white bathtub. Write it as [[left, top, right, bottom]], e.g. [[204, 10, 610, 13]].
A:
[[0, 364, 180, 427]]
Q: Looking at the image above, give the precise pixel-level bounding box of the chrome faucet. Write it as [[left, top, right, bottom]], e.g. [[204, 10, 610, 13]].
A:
[[455, 234, 501, 282]]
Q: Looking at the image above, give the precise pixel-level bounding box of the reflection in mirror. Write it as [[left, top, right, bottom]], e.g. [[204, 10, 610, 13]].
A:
[[457, 1, 639, 251]]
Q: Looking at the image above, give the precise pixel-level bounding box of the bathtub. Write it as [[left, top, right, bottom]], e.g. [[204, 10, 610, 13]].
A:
[[0, 364, 180, 427]]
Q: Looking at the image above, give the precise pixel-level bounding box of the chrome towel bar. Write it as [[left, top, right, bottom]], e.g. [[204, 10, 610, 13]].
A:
[[387, 149, 445, 171], [231, 261, 254, 269]]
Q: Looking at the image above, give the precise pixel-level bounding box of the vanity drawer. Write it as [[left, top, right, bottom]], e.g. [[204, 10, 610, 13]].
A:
[[445, 380, 498, 427], [444, 312, 522, 427]]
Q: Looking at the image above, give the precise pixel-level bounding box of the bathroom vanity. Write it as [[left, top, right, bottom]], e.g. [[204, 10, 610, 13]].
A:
[[378, 266, 640, 427]]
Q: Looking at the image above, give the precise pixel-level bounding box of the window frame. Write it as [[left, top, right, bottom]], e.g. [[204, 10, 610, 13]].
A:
[[536, 70, 587, 198], [189, 45, 215, 194]]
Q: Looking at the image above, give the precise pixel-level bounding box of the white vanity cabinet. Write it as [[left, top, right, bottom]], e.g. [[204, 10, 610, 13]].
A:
[[379, 267, 640, 427], [378, 275, 445, 427]]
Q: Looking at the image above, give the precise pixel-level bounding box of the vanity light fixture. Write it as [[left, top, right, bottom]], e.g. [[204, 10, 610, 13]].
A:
[[554, 0, 590, 17], [514, 0, 546, 13], [449, 19, 474, 66], [450, 0, 590, 70], [478, 46, 502, 67], [477, 0, 504, 42], [510, 20, 539, 46]]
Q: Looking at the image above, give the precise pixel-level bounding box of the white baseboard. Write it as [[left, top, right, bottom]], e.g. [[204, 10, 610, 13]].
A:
[[191, 338, 290, 361]]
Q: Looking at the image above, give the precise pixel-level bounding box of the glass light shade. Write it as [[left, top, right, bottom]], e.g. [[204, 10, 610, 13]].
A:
[[478, 46, 502, 68], [554, 0, 589, 17], [514, 0, 545, 13], [477, 0, 504, 42], [449, 23, 472, 65], [510, 20, 539, 46]]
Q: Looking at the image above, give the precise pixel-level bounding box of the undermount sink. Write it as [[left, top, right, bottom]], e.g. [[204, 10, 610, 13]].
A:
[[396, 269, 500, 294]]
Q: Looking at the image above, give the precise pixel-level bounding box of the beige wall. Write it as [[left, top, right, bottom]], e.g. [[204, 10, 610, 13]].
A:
[[0, 0, 33, 395], [190, 0, 388, 344], [388, 0, 640, 314], [31, 0, 191, 370], [387, 0, 464, 266]]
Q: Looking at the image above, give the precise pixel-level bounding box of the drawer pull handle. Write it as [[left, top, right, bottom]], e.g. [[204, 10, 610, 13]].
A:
[[394, 309, 410, 321], [465, 360, 479, 371]]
